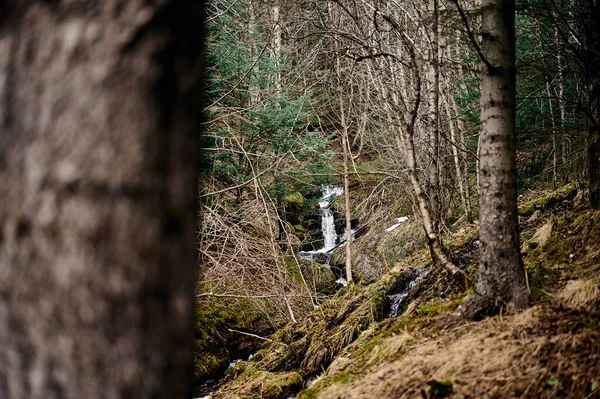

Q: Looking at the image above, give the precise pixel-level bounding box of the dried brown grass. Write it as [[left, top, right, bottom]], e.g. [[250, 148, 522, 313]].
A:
[[317, 304, 600, 398], [556, 280, 600, 309]]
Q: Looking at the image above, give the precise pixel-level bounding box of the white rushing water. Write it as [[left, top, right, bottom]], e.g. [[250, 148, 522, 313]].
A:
[[387, 268, 429, 317], [318, 186, 344, 251], [298, 186, 344, 265]]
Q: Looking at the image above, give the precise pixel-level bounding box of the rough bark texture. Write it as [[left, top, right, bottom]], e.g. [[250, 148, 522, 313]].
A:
[[0, 2, 203, 398], [461, 0, 528, 318], [581, 0, 600, 209], [427, 0, 441, 236]]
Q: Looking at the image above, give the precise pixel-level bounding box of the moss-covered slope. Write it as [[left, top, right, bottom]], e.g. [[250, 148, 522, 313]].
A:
[[212, 185, 600, 399]]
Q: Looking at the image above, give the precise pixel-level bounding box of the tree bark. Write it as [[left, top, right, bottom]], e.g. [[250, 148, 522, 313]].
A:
[[0, 2, 203, 397], [428, 0, 441, 236], [460, 0, 528, 319], [335, 56, 353, 284], [581, 0, 600, 209], [446, 97, 473, 223]]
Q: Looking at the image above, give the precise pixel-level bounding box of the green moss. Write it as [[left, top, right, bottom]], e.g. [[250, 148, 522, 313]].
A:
[[531, 287, 549, 302], [194, 354, 223, 378], [518, 184, 578, 217], [260, 371, 303, 398], [194, 295, 266, 379], [417, 296, 465, 317], [284, 192, 305, 205]]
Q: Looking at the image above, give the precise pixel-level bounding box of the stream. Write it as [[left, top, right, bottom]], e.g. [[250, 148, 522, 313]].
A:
[[195, 187, 424, 398], [298, 186, 352, 286]]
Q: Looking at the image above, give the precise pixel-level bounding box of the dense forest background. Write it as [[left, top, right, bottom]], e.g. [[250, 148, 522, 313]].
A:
[[197, 1, 598, 389]]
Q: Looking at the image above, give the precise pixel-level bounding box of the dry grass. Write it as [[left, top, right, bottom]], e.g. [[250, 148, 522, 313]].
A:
[[301, 293, 384, 374], [556, 280, 600, 309], [365, 331, 414, 366], [532, 221, 553, 248], [317, 304, 600, 398]]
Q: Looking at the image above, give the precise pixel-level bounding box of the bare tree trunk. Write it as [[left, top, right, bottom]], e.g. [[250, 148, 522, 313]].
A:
[[428, 0, 441, 236], [547, 81, 558, 184], [271, 2, 282, 99], [335, 57, 353, 284], [554, 18, 568, 175], [0, 2, 203, 398], [446, 98, 473, 223], [248, 2, 260, 107], [342, 132, 353, 284], [461, 0, 529, 318], [403, 124, 468, 288]]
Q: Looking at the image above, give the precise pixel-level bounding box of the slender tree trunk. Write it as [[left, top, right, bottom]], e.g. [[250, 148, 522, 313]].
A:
[[428, 0, 441, 235], [461, 0, 528, 318], [0, 2, 203, 398], [446, 98, 472, 223], [547, 82, 558, 184], [342, 132, 353, 284], [335, 55, 353, 284], [554, 19, 568, 175], [271, 2, 282, 99], [248, 2, 260, 107], [403, 124, 468, 287]]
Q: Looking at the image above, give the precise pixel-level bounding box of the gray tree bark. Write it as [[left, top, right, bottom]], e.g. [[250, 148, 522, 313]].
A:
[[0, 1, 203, 397], [460, 0, 528, 318], [427, 0, 441, 236], [581, 0, 600, 209]]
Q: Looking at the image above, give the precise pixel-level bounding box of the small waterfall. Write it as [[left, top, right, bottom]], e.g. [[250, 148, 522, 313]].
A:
[[298, 186, 343, 265], [319, 186, 344, 251], [386, 268, 429, 318]]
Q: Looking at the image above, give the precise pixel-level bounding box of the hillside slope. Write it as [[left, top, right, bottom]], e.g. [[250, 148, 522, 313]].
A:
[[211, 185, 600, 399]]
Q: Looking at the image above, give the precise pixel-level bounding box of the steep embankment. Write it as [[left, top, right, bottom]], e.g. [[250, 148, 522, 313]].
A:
[[212, 184, 600, 399]]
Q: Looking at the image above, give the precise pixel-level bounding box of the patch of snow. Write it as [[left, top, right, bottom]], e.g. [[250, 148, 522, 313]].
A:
[[385, 216, 409, 232]]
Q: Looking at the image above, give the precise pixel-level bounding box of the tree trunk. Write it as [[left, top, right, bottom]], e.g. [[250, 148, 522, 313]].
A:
[[554, 18, 568, 175], [446, 97, 473, 223], [0, 2, 203, 398], [581, 0, 600, 209], [428, 0, 441, 236], [335, 56, 353, 284], [460, 0, 529, 319]]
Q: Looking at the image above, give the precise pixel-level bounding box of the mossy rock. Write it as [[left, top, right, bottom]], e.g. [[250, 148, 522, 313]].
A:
[[518, 183, 577, 217], [194, 353, 225, 379], [284, 192, 305, 205], [295, 260, 338, 295], [261, 371, 303, 398], [194, 295, 268, 380], [416, 296, 466, 317], [293, 224, 308, 234], [223, 370, 303, 399]]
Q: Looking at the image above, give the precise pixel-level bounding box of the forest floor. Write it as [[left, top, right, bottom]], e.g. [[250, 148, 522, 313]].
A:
[[212, 185, 600, 399]]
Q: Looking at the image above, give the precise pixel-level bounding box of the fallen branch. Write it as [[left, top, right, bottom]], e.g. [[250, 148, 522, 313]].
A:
[[227, 329, 288, 347]]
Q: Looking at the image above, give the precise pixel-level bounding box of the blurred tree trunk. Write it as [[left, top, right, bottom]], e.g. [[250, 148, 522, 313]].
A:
[[0, 2, 203, 398], [580, 0, 600, 208], [461, 0, 529, 318]]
